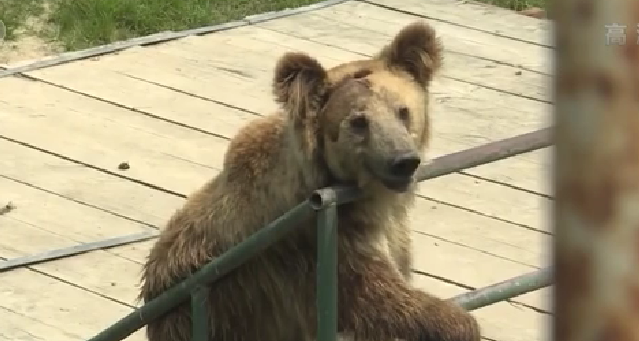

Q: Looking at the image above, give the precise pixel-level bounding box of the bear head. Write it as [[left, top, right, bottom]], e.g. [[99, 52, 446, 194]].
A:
[[272, 21, 442, 194]]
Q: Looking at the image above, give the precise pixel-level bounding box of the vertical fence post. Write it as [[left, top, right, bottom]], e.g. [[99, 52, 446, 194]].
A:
[[317, 205, 338, 341], [553, 0, 639, 340], [191, 286, 210, 341]]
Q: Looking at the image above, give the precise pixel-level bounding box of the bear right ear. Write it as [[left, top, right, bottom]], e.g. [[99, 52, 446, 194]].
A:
[[273, 52, 328, 122], [377, 21, 443, 87]]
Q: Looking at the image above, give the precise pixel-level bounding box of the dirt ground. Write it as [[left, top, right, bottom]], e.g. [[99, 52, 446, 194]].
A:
[[0, 4, 62, 66], [0, 36, 61, 65]]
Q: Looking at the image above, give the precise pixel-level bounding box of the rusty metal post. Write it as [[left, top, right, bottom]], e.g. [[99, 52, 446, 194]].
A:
[[553, 0, 639, 340]]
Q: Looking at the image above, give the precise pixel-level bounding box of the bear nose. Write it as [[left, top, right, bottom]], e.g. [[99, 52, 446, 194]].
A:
[[389, 152, 421, 178]]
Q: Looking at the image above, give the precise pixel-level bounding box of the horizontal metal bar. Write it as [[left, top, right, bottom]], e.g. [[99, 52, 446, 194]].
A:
[[416, 127, 552, 181], [450, 267, 552, 311], [0, 230, 158, 272], [86, 200, 314, 341], [311, 128, 552, 209]]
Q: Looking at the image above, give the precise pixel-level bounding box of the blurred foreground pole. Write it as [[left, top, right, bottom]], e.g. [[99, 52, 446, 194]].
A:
[[553, 0, 639, 340]]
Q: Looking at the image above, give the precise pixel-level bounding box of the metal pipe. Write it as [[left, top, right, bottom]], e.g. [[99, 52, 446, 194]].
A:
[[311, 128, 552, 209], [191, 287, 210, 341], [86, 200, 314, 341], [451, 267, 552, 311], [316, 205, 338, 341], [553, 0, 639, 339]]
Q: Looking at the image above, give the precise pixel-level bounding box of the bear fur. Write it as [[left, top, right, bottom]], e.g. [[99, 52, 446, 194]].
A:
[[140, 21, 481, 341]]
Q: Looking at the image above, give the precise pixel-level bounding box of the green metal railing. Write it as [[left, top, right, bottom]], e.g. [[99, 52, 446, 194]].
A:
[[87, 127, 553, 341]]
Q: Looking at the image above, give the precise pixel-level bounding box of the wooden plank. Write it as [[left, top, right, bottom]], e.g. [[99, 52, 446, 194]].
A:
[[0, 177, 152, 254], [27, 56, 549, 229], [0, 152, 153, 339], [468, 148, 553, 196], [0, 307, 81, 341], [0, 75, 547, 269], [0, 268, 146, 341], [259, 1, 551, 73], [410, 198, 550, 267], [364, 0, 552, 46], [0, 177, 151, 305], [0, 77, 227, 194], [0, 139, 183, 227], [27, 62, 258, 139], [33, 248, 144, 306], [410, 229, 550, 310], [417, 173, 551, 232], [0, 146, 156, 338]]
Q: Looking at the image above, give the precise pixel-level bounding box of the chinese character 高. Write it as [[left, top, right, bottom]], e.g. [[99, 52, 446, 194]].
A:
[[605, 23, 627, 45]]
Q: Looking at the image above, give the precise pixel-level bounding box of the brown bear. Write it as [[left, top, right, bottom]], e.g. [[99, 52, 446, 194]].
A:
[[140, 21, 481, 341]]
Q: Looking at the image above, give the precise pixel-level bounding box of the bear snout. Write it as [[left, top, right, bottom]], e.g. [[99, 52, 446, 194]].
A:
[[388, 152, 421, 178]]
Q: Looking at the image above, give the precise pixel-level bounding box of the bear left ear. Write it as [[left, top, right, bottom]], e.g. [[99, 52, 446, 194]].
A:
[[273, 52, 328, 123], [378, 21, 443, 86]]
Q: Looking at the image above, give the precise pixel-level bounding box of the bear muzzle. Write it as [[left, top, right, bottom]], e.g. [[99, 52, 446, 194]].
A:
[[378, 151, 421, 192], [389, 152, 421, 178]]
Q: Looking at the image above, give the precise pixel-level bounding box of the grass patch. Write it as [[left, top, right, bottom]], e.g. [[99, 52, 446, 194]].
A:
[[0, 0, 46, 41], [474, 0, 548, 11], [49, 0, 324, 51]]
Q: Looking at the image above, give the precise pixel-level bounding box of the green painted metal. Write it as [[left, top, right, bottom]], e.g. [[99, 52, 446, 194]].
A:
[[86, 200, 314, 341], [191, 287, 210, 341], [316, 205, 338, 341], [85, 128, 554, 341], [451, 267, 552, 311]]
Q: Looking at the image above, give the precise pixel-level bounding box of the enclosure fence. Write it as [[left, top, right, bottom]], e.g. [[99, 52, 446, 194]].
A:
[[86, 127, 554, 341]]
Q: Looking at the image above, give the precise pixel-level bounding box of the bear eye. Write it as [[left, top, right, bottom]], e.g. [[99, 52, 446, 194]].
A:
[[349, 115, 369, 132], [397, 107, 410, 122]]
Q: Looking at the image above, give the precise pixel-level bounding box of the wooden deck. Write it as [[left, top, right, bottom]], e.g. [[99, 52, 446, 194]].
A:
[[0, 0, 552, 340]]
